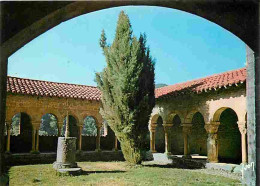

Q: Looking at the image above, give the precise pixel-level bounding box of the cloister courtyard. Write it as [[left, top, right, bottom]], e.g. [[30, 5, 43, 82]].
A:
[[1, 1, 259, 186], [3, 66, 247, 185]]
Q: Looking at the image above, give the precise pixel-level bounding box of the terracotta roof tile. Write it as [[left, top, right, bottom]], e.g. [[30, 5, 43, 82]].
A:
[[7, 67, 246, 101], [155, 67, 246, 99], [7, 76, 101, 101]]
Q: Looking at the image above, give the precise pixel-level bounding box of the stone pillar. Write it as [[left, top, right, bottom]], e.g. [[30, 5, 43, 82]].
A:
[[238, 121, 247, 164], [58, 122, 63, 137], [162, 123, 173, 155], [31, 127, 36, 152], [0, 55, 8, 180], [5, 121, 11, 153], [181, 123, 192, 158], [95, 125, 101, 152], [204, 122, 220, 163], [113, 136, 118, 151], [78, 125, 82, 151], [35, 126, 40, 153], [244, 45, 257, 185], [149, 124, 156, 153]]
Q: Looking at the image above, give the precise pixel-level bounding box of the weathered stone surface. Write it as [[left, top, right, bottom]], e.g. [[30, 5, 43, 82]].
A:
[[206, 163, 239, 173], [4, 151, 124, 166], [53, 137, 78, 170], [151, 86, 246, 163], [233, 164, 243, 174], [56, 168, 82, 176]]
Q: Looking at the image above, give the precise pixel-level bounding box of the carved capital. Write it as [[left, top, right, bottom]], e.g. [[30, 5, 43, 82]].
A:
[[162, 123, 173, 132], [204, 122, 220, 134], [31, 122, 41, 130], [237, 121, 247, 134], [149, 123, 157, 131], [5, 121, 12, 129], [238, 125, 247, 134], [181, 123, 192, 134], [58, 121, 64, 128]]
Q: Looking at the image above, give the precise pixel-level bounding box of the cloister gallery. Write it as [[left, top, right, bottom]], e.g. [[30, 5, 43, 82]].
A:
[[3, 67, 247, 165]]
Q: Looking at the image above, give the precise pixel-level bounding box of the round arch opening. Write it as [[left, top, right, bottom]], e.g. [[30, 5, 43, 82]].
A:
[[217, 108, 241, 164], [39, 113, 58, 152], [189, 112, 207, 156], [170, 114, 183, 155], [10, 112, 32, 153]]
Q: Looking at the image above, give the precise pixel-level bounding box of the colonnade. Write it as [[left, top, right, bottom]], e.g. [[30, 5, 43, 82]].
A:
[[4, 119, 119, 153], [150, 113, 248, 164]]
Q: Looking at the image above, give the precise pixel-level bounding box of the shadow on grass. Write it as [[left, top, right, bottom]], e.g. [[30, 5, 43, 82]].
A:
[[143, 163, 204, 170], [74, 170, 126, 176]]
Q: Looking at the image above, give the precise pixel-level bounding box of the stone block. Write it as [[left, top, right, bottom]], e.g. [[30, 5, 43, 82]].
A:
[[56, 168, 82, 176], [53, 137, 78, 170]]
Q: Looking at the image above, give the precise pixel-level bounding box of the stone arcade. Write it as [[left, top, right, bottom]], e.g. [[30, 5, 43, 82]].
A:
[[4, 67, 247, 166]]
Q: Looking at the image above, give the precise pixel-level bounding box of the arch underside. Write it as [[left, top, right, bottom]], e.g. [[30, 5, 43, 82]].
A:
[[2, 1, 258, 58]]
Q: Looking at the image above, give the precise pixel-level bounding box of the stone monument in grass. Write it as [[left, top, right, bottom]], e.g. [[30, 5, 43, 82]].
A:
[[53, 113, 82, 175]]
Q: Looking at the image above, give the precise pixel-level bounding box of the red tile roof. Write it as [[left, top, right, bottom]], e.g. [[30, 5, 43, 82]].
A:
[[155, 67, 246, 99], [7, 67, 246, 101], [7, 76, 101, 101]]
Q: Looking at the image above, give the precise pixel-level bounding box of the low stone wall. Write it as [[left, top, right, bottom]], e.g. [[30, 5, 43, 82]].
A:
[[5, 151, 124, 166]]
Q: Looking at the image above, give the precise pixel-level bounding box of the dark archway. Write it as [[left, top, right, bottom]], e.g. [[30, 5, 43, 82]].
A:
[[10, 113, 32, 153], [39, 113, 58, 152], [155, 116, 164, 153], [81, 116, 97, 151], [218, 108, 241, 164], [189, 112, 207, 156], [170, 115, 183, 155], [101, 122, 114, 150]]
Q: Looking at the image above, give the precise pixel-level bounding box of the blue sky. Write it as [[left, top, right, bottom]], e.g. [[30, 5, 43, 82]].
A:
[[8, 6, 246, 86]]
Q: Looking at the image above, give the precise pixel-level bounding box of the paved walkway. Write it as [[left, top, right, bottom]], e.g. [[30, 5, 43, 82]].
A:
[[143, 153, 242, 181]]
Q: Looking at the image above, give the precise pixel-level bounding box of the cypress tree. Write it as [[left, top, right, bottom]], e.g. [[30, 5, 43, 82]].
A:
[[96, 11, 155, 164]]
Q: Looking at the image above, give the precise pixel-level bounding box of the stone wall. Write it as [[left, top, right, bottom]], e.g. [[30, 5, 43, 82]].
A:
[[5, 93, 102, 125], [4, 151, 124, 166], [151, 85, 246, 162]]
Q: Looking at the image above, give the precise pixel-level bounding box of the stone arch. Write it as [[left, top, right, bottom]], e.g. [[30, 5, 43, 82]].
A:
[[81, 114, 99, 127], [212, 107, 232, 122], [81, 115, 98, 151], [62, 113, 80, 126], [165, 111, 184, 124], [170, 114, 183, 155], [39, 113, 59, 152], [10, 112, 33, 153], [189, 112, 207, 156], [61, 115, 79, 138], [82, 116, 98, 136], [150, 114, 161, 125], [100, 120, 118, 151], [155, 115, 164, 153], [184, 110, 201, 124], [2, 2, 257, 59], [215, 107, 241, 164]]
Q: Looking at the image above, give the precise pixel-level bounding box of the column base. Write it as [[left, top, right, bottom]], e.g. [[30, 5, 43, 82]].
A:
[[150, 150, 157, 153], [240, 162, 247, 166], [5, 151, 11, 155], [76, 150, 82, 154], [164, 152, 172, 155], [182, 155, 192, 159], [112, 148, 118, 152], [95, 149, 101, 152], [30, 150, 40, 154], [207, 159, 218, 163]]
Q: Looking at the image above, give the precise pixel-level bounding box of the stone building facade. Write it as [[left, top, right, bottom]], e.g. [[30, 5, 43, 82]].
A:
[[150, 67, 247, 164], [4, 77, 118, 154], [4, 67, 247, 165]]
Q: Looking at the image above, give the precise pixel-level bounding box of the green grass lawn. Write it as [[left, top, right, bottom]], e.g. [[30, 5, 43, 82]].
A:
[[9, 162, 240, 186]]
